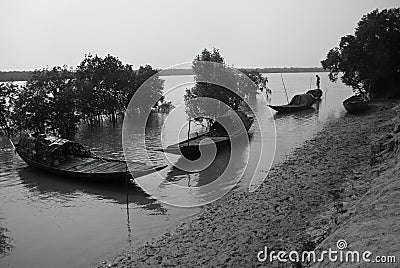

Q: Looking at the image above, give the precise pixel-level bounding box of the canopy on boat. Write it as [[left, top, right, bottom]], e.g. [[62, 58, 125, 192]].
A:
[[210, 111, 253, 133], [17, 134, 92, 165], [306, 89, 323, 99], [289, 94, 315, 106]]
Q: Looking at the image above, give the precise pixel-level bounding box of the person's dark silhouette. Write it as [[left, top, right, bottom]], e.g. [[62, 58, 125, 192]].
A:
[[316, 75, 320, 89]]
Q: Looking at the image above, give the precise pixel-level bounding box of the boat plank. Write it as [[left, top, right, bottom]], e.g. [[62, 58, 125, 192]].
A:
[[81, 162, 117, 173], [129, 164, 151, 172], [179, 136, 228, 147], [104, 162, 127, 173], [59, 158, 99, 171], [79, 160, 122, 173], [72, 160, 107, 171], [94, 161, 132, 173]]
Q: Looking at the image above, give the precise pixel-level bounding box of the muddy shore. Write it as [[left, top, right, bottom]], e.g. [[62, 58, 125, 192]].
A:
[[100, 100, 399, 267], [0, 227, 12, 258]]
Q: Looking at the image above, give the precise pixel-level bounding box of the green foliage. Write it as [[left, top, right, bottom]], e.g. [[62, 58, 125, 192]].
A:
[[185, 48, 266, 119], [321, 8, 400, 97], [13, 66, 80, 139], [133, 65, 164, 111], [75, 54, 136, 124], [186, 48, 239, 119], [0, 82, 17, 136], [193, 48, 225, 64], [239, 69, 270, 97], [5, 54, 163, 139], [76, 55, 163, 123]]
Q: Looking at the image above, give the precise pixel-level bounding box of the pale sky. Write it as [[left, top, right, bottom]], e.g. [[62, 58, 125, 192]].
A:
[[0, 0, 398, 71]]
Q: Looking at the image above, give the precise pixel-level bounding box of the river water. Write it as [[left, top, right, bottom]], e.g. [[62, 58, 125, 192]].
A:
[[0, 73, 352, 267]]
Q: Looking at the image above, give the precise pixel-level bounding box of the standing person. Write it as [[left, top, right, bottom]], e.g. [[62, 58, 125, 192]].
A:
[[316, 75, 320, 89]]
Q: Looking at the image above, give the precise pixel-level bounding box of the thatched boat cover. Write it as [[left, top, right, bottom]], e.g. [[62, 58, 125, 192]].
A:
[[18, 134, 92, 166], [289, 93, 315, 106], [306, 89, 323, 99], [210, 111, 253, 133]]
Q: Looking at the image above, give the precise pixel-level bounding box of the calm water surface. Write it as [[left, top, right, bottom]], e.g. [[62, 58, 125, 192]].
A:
[[0, 73, 352, 267]]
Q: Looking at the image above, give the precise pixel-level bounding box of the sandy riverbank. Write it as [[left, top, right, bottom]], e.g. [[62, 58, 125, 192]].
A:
[[310, 102, 400, 268], [100, 100, 400, 267], [0, 227, 12, 258]]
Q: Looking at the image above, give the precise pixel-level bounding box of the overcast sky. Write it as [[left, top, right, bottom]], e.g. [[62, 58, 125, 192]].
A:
[[0, 0, 398, 71]]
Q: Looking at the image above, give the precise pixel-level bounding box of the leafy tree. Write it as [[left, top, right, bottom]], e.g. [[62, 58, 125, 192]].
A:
[[321, 8, 400, 97], [0, 82, 17, 137], [76, 54, 136, 125], [131, 65, 164, 112], [75, 55, 163, 123], [13, 80, 51, 134], [238, 69, 269, 98], [185, 48, 243, 121], [6, 53, 165, 138], [13, 67, 80, 139], [185, 48, 267, 120]]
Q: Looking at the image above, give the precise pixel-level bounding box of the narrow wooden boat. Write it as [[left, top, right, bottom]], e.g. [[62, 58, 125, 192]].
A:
[[16, 134, 167, 183], [163, 111, 254, 158], [343, 95, 371, 114], [268, 104, 314, 113], [306, 88, 323, 99], [268, 93, 316, 113]]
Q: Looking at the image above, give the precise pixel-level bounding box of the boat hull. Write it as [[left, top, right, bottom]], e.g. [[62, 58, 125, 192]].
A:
[[165, 135, 233, 159], [17, 151, 166, 184], [343, 96, 371, 114], [269, 92, 316, 113], [268, 104, 313, 113], [163, 115, 254, 158]]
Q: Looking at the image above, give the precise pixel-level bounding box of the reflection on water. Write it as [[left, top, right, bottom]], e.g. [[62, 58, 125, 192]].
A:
[[273, 106, 317, 120], [18, 167, 165, 212], [163, 143, 243, 188], [0, 73, 352, 268]]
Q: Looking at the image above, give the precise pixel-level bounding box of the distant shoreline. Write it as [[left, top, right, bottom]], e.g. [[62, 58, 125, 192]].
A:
[[0, 71, 32, 82], [158, 67, 327, 76], [0, 67, 327, 82]]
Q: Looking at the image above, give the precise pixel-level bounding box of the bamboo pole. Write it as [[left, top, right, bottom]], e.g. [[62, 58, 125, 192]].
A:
[[125, 163, 130, 223], [125, 163, 132, 243], [280, 73, 289, 104]]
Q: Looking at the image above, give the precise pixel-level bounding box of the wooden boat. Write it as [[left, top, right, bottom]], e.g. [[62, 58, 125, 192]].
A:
[[306, 88, 323, 99], [15, 134, 167, 183], [343, 95, 371, 114], [268, 93, 316, 113], [163, 111, 254, 158]]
